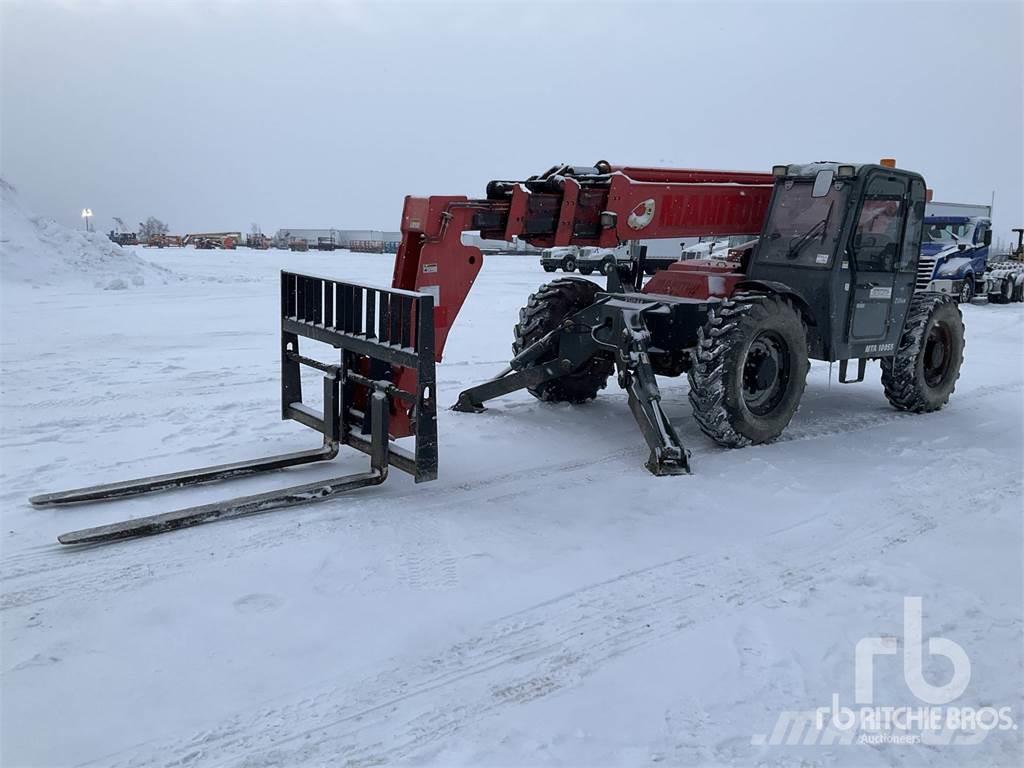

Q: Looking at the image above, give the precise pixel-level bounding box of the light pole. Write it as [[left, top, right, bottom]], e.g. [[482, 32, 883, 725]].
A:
[[81, 208, 93, 232]]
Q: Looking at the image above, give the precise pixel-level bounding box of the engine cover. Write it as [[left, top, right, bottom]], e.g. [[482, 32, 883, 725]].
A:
[[641, 259, 745, 300]]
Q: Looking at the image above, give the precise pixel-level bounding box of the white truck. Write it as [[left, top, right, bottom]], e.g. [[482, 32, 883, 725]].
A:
[[679, 235, 756, 261], [539, 245, 582, 273], [540, 243, 677, 276], [576, 245, 631, 275]]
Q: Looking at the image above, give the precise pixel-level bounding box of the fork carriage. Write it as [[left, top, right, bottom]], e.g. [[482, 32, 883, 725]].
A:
[[31, 271, 437, 545]]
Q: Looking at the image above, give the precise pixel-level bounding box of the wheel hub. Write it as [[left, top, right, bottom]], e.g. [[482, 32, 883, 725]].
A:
[[923, 322, 951, 387], [959, 281, 972, 303], [751, 353, 778, 390], [742, 332, 790, 415]]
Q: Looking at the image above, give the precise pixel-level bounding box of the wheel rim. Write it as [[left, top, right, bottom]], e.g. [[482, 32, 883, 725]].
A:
[[565, 260, 575, 271], [923, 321, 953, 388], [742, 330, 791, 416], [959, 280, 972, 303]]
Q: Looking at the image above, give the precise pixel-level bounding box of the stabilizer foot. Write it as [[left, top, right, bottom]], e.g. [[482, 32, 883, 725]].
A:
[[645, 448, 691, 476], [452, 392, 487, 413], [453, 360, 567, 413]]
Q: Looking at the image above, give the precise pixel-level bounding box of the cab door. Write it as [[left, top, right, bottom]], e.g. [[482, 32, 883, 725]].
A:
[[846, 173, 908, 342], [890, 179, 926, 334], [971, 220, 991, 274]]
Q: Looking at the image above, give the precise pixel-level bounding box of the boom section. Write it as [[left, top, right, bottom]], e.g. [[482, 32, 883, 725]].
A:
[[391, 164, 774, 359]]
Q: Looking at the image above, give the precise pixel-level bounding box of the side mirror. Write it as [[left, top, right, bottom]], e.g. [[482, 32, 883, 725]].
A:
[[812, 169, 835, 198], [984, 230, 993, 247]]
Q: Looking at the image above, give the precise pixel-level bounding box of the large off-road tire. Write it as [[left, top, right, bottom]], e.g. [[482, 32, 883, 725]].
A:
[[688, 294, 809, 447], [1013, 276, 1024, 303], [542, 264, 556, 273], [513, 277, 610, 403], [561, 258, 577, 273], [881, 293, 964, 412]]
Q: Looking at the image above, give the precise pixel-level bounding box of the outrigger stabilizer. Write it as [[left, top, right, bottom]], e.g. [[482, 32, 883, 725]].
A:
[[31, 271, 438, 545], [452, 270, 691, 476]]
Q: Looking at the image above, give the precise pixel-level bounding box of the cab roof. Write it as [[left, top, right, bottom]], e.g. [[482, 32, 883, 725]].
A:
[[774, 162, 923, 182]]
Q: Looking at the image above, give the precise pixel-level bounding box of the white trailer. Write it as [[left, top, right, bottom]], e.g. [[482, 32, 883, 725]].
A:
[[925, 201, 992, 218]]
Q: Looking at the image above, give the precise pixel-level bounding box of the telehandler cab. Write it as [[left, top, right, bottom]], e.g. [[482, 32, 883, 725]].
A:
[[32, 160, 965, 544]]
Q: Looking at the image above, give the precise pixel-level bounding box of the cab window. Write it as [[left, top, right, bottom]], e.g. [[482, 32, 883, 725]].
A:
[[757, 178, 848, 267], [851, 174, 906, 272], [974, 222, 988, 246]]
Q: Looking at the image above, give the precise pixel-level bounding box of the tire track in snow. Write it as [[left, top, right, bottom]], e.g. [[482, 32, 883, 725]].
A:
[[393, 510, 460, 591], [780, 380, 1022, 444], [85, 478, 1018, 768]]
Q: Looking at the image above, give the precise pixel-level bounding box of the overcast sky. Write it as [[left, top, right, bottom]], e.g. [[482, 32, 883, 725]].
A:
[[2, 1, 1021, 240]]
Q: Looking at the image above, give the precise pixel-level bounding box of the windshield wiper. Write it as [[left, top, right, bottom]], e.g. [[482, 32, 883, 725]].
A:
[[785, 201, 834, 260]]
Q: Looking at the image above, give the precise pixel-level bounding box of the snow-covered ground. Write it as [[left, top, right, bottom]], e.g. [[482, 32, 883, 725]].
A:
[[1, 236, 1022, 765]]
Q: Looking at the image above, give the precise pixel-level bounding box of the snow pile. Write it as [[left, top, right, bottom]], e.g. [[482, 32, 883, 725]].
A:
[[0, 178, 175, 289]]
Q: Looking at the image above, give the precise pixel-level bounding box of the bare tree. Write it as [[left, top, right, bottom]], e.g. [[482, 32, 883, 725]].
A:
[[138, 217, 169, 239]]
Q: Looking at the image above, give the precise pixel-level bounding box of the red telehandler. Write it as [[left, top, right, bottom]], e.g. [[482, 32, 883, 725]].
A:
[[32, 160, 965, 544]]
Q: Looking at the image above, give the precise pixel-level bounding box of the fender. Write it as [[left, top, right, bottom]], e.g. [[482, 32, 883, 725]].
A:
[[733, 277, 829, 358], [733, 279, 814, 325]]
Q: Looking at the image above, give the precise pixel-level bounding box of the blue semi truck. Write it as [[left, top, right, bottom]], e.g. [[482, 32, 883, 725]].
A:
[[914, 199, 1024, 304], [915, 213, 993, 302]]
